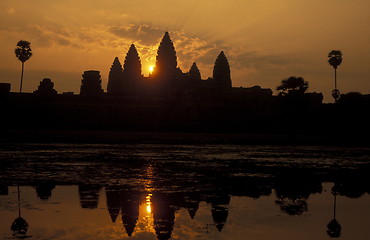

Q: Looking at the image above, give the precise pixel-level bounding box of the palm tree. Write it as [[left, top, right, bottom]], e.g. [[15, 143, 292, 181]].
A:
[[15, 40, 33, 93], [328, 50, 342, 102]]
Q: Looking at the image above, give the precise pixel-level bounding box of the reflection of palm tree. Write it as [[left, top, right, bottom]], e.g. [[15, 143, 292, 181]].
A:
[[275, 198, 308, 216], [11, 217, 29, 237], [327, 185, 341, 238], [328, 50, 342, 102], [15, 41, 33, 93], [11, 185, 31, 238]]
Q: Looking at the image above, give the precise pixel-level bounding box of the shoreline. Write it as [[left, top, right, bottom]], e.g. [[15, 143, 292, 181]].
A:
[[1, 129, 368, 147]]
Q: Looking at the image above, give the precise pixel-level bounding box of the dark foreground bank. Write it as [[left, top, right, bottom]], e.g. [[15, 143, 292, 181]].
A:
[[0, 129, 368, 146]]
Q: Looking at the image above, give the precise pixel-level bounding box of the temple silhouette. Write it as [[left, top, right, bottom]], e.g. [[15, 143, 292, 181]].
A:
[[78, 31, 268, 100], [102, 32, 234, 98], [1, 31, 370, 138]]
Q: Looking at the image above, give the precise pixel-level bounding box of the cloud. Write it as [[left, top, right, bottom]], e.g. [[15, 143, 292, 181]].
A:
[[172, 32, 220, 65], [32, 26, 72, 47], [3, 20, 289, 82], [230, 51, 290, 72], [0, 24, 75, 48], [5, 7, 15, 15], [166, 30, 290, 83], [107, 24, 232, 75], [0, 19, 296, 90], [109, 25, 164, 46]]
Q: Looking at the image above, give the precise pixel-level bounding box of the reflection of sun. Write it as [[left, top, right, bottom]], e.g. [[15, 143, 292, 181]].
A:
[[144, 164, 154, 192], [149, 65, 154, 73], [138, 193, 154, 234], [146, 193, 152, 214]]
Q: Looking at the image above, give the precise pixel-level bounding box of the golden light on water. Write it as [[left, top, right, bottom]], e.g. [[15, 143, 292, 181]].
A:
[[146, 194, 152, 214], [144, 164, 154, 192], [149, 65, 154, 73], [141, 193, 154, 233], [146, 204, 151, 213]]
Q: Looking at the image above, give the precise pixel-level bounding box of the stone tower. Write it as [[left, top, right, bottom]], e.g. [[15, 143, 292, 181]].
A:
[[80, 70, 104, 96], [107, 57, 123, 95], [122, 44, 142, 95], [212, 51, 232, 89], [154, 32, 179, 84], [34, 78, 57, 95], [188, 62, 201, 81]]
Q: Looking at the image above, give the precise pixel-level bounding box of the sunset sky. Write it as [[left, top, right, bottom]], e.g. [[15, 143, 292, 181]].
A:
[[1, 0, 369, 101]]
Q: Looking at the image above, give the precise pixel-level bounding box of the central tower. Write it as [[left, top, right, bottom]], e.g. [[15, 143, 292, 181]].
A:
[[153, 32, 179, 85]]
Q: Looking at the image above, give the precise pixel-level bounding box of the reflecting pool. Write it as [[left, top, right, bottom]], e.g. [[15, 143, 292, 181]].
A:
[[0, 143, 369, 239]]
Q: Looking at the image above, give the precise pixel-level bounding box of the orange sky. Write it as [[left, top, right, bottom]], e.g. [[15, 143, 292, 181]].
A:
[[1, 0, 370, 101]]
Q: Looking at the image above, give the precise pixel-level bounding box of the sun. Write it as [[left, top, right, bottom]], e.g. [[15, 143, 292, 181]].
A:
[[149, 65, 154, 73]]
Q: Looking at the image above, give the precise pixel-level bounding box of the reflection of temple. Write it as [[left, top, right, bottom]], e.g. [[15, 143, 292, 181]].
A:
[[152, 194, 176, 240], [34, 183, 55, 200], [183, 192, 200, 219], [105, 188, 176, 239], [3, 165, 370, 239], [105, 187, 141, 237], [104, 186, 231, 238], [78, 185, 102, 209], [120, 191, 140, 237], [106, 187, 121, 223], [0, 184, 8, 195], [208, 194, 230, 232]]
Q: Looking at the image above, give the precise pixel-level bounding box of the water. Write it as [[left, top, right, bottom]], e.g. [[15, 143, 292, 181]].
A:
[[0, 143, 370, 239]]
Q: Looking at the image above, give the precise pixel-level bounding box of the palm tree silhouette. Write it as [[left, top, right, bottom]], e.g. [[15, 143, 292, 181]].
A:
[[328, 50, 342, 102], [15, 40, 33, 93]]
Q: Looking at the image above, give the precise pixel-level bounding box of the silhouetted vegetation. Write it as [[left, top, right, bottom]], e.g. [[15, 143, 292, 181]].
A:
[[338, 91, 365, 105], [2, 155, 370, 238], [15, 40, 32, 93], [327, 218, 341, 238], [11, 217, 29, 238], [1, 139, 370, 239], [1, 32, 369, 142], [11, 185, 31, 238], [276, 76, 308, 96], [1, 32, 370, 240], [328, 50, 343, 102]]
